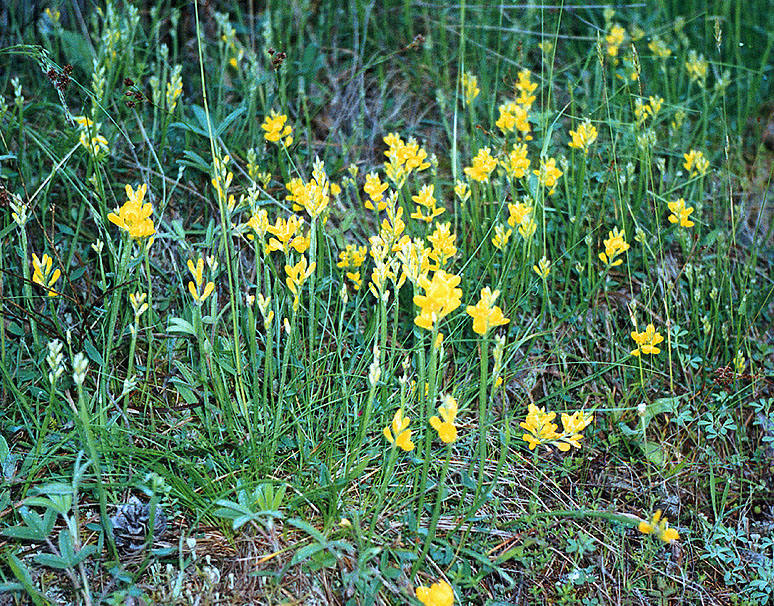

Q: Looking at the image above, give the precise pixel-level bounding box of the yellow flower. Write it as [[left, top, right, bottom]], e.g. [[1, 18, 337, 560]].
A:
[[454, 180, 471, 204], [507, 200, 533, 228], [630, 323, 664, 356], [466, 287, 510, 336], [685, 50, 708, 85], [532, 256, 551, 279], [534, 157, 563, 194], [598, 227, 630, 267], [285, 257, 316, 310], [461, 72, 480, 106], [337, 244, 368, 270], [429, 394, 458, 443], [411, 184, 445, 223], [520, 404, 560, 450], [638, 510, 680, 543], [245, 208, 270, 241], [413, 270, 462, 331], [514, 69, 537, 109], [129, 291, 148, 317], [187, 258, 215, 304], [108, 184, 155, 240], [32, 253, 61, 297], [364, 172, 389, 211], [521, 404, 593, 451], [261, 109, 293, 146], [648, 37, 672, 59], [416, 579, 454, 606], [606, 24, 626, 57], [384, 408, 414, 451], [266, 215, 306, 255], [568, 119, 598, 154], [667, 198, 695, 228], [492, 223, 512, 251], [464, 147, 498, 183], [427, 223, 456, 269], [502, 143, 530, 180], [683, 149, 709, 178]]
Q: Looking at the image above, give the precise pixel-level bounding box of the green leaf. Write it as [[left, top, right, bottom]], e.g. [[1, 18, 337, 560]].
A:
[[83, 338, 104, 367], [287, 518, 327, 544], [168, 317, 197, 337], [33, 553, 70, 570], [290, 542, 325, 566], [215, 106, 246, 137], [6, 552, 51, 606], [641, 440, 666, 466]]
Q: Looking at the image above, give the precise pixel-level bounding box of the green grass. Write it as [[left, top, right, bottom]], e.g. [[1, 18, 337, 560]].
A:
[[1, 1, 773, 604]]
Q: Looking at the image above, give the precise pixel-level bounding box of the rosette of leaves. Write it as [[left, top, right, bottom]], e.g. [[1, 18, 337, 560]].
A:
[[110, 495, 167, 552]]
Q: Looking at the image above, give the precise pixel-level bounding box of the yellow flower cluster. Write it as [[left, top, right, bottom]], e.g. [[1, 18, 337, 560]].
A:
[[266, 215, 309, 256], [606, 24, 626, 57], [286, 159, 331, 220], [464, 147, 498, 183], [685, 50, 708, 86], [187, 258, 215, 304], [667, 198, 695, 227], [337, 244, 367, 290], [74, 115, 109, 157], [630, 324, 664, 356], [411, 184, 445, 223], [520, 404, 594, 451], [384, 408, 414, 451], [599, 226, 630, 267], [364, 172, 389, 212], [648, 37, 672, 59], [32, 253, 61, 297], [634, 96, 664, 125], [285, 257, 316, 311], [108, 183, 156, 241], [683, 149, 709, 177], [430, 395, 459, 443], [534, 157, 563, 195], [502, 143, 531, 180], [507, 199, 536, 239], [383, 132, 431, 187], [427, 223, 456, 269], [638, 510, 679, 543], [568, 118, 598, 154], [514, 69, 537, 109], [262, 110, 293, 146], [413, 270, 462, 332], [496, 101, 531, 140], [461, 72, 479, 106], [491, 223, 512, 250], [466, 287, 509, 336], [416, 579, 454, 606]]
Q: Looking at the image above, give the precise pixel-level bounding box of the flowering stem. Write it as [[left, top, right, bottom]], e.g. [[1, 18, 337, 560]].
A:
[[416, 323, 439, 529], [100, 239, 131, 402], [412, 442, 452, 577], [18, 225, 39, 348], [474, 334, 489, 502], [368, 445, 398, 541]]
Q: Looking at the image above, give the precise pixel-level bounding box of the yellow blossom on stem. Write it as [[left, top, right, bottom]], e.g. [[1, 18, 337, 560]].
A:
[[507, 200, 533, 228], [534, 157, 563, 194], [461, 72, 480, 106], [683, 149, 709, 177], [521, 404, 593, 451], [32, 253, 61, 297], [262, 109, 293, 146], [384, 408, 414, 451], [667, 198, 695, 227], [502, 143, 530, 180], [492, 224, 512, 251], [532, 256, 551, 279], [187, 258, 215, 304], [411, 184, 445, 223], [466, 287, 510, 336], [599, 227, 630, 267], [606, 24, 626, 57], [638, 510, 680, 543], [430, 395, 458, 443], [129, 291, 148, 317], [685, 50, 708, 85], [568, 118, 598, 154], [464, 147, 498, 183], [454, 180, 471, 204], [285, 257, 316, 310], [245, 208, 270, 241], [648, 37, 672, 59], [108, 183, 155, 241], [630, 324, 664, 356], [427, 223, 456, 269], [413, 270, 462, 331], [514, 69, 537, 109], [364, 172, 389, 211], [416, 579, 454, 606], [266, 215, 307, 255]]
